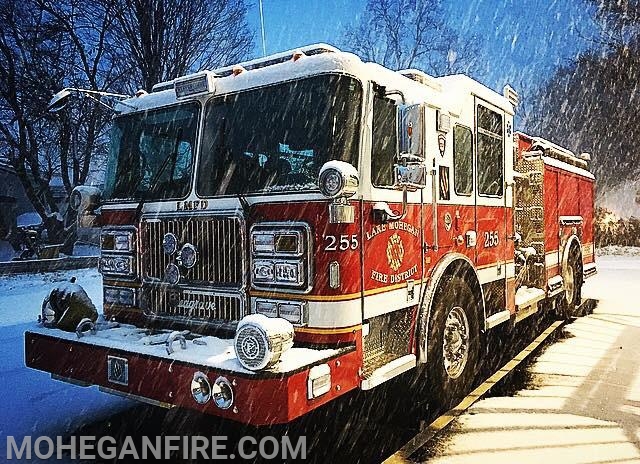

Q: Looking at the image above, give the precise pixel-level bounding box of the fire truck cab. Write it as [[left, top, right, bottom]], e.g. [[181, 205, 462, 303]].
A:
[[26, 44, 596, 425]]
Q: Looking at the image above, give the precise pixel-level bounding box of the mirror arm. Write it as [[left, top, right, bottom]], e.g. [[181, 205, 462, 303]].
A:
[[378, 188, 408, 223], [78, 92, 122, 112], [385, 89, 406, 104]]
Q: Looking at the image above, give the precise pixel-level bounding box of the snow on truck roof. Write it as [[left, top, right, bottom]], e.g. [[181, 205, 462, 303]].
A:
[[116, 43, 514, 117]]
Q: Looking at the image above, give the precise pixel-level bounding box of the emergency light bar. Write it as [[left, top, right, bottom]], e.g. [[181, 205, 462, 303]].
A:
[[503, 84, 519, 107], [174, 71, 217, 99]]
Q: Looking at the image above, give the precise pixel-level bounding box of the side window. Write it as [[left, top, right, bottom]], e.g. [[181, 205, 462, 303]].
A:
[[371, 95, 397, 186], [453, 125, 473, 195], [477, 105, 504, 196]]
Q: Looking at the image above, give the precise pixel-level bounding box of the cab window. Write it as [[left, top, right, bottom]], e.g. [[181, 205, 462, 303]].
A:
[[453, 125, 473, 195], [371, 95, 397, 187], [476, 105, 504, 196]]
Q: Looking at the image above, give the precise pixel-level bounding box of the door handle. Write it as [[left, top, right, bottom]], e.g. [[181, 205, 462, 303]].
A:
[[465, 230, 477, 248]]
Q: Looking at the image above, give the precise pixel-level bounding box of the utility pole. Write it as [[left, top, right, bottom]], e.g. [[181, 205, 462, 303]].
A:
[[259, 0, 267, 57]]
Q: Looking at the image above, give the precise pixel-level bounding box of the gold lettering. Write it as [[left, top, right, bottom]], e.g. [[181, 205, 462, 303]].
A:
[[371, 269, 388, 283]]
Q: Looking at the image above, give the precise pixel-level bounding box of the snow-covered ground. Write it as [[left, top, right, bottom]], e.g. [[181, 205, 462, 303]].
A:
[[428, 251, 640, 463], [2, 250, 640, 462], [0, 269, 133, 461]]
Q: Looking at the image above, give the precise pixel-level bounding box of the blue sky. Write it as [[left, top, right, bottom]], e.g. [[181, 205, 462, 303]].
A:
[[246, 0, 598, 94]]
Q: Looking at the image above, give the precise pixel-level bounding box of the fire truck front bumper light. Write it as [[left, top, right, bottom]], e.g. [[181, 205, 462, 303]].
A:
[[234, 314, 294, 371], [191, 371, 212, 404], [212, 376, 234, 410], [307, 364, 331, 399]]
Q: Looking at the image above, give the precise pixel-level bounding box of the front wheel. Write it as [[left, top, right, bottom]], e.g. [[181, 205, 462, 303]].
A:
[[426, 276, 481, 410]]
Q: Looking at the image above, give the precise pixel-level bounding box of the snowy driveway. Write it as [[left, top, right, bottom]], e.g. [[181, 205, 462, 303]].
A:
[[414, 254, 640, 463], [0, 269, 134, 460]]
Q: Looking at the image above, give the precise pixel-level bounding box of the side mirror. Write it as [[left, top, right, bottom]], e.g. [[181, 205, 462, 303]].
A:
[[70, 186, 102, 228], [394, 156, 428, 190], [48, 88, 72, 113], [394, 103, 427, 190], [398, 104, 424, 157]]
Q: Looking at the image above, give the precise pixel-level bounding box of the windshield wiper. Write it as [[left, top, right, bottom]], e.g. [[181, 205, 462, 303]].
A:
[[134, 129, 183, 222], [213, 118, 251, 218]]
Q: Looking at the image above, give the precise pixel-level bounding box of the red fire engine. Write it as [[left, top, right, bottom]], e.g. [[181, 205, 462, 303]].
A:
[[25, 44, 596, 425]]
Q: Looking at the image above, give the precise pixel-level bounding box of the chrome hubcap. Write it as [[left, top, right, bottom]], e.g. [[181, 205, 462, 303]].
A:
[[442, 306, 470, 379], [565, 266, 575, 305]]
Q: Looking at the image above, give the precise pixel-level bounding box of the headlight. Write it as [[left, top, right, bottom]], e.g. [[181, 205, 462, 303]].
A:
[[99, 255, 133, 276], [252, 260, 303, 287], [162, 233, 178, 255], [234, 314, 294, 371], [318, 160, 359, 199], [104, 286, 136, 306], [252, 231, 302, 255], [101, 230, 134, 252], [252, 232, 275, 254], [250, 224, 310, 290], [253, 260, 275, 283], [177, 243, 198, 268]]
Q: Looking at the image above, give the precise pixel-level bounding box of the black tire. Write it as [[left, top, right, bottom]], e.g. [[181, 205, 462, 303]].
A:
[[426, 276, 481, 411], [560, 248, 583, 319]]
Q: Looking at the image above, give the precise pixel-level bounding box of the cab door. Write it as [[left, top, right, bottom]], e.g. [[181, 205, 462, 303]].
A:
[[474, 100, 508, 307]]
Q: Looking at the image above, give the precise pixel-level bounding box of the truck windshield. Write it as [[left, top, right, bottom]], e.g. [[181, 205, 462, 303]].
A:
[[197, 74, 362, 196], [103, 103, 199, 201]]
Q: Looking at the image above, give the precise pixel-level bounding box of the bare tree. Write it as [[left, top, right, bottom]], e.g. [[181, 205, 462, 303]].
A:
[[0, 3, 68, 223], [342, 0, 478, 75], [0, 0, 118, 249], [528, 3, 640, 194], [109, 0, 254, 92], [37, 0, 121, 192]]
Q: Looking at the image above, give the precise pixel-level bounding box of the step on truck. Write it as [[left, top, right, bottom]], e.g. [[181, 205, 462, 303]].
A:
[[26, 44, 596, 425]]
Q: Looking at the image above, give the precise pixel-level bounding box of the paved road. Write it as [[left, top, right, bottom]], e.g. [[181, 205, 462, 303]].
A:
[[409, 255, 640, 463]]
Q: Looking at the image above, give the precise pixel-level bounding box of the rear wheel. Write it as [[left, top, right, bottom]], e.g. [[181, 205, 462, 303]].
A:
[[426, 276, 480, 410], [560, 248, 583, 319]]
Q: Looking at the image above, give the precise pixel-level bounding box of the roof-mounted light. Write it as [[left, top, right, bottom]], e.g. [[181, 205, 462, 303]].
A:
[[232, 65, 246, 76], [292, 49, 305, 62], [503, 84, 519, 107], [174, 71, 216, 99]]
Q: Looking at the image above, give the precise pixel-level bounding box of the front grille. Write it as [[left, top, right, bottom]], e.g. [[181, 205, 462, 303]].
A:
[[144, 286, 243, 322], [142, 215, 245, 287]]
